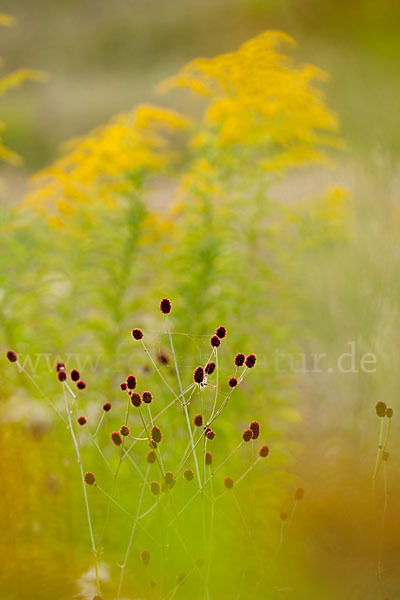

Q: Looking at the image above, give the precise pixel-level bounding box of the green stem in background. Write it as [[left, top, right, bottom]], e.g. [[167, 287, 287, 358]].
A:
[[165, 314, 202, 488], [117, 464, 151, 600], [372, 417, 385, 480], [62, 384, 100, 596]]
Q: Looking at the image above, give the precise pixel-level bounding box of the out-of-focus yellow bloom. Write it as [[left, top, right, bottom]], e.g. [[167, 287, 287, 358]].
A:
[[0, 15, 46, 167], [161, 30, 344, 170], [22, 105, 190, 223]]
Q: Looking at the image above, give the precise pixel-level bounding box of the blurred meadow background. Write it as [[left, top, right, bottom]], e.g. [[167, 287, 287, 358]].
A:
[[1, 1, 400, 599]]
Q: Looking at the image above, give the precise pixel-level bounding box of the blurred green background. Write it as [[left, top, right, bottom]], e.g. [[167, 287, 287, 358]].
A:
[[1, 1, 400, 599]]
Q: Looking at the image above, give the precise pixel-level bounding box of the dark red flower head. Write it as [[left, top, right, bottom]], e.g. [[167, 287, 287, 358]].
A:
[[70, 369, 80, 382], [56, 361, 65, 372], [157, 351, 169, 365], [386, 407, 393, 418], [164, 471, 175, 485], [234, 353, 245, 367], [151, 426, 162, 444], [210, 335, 220, 348], [146, 450, 156, 464], [245, 354, 257, 368], [259, 445, 269, 458], [205, 428, 215, 440], [103, 402, 112, 412], [295, 487, 304, 501], [216, 326, 226, 339], [84, 472, 95, 485], [193, 366, 205, 384], [120, 425, 130, 437], [205, 451, 213, 465], [376, 401, 387, 417], [249, 421, 260, 440], [150, 481, 160, 496], [242, 429, 252, 442], [120, 382, 127, 391], [142, 391, 153, 404], [140, 549, 151, 565], [126, 375, 137, 390], [224, 477, 234, 489], [183, 468, 194, 481], [76, 380, 86, 390], [228, 377, 238, 388], [160, 297, 172, 314], [6, 350, 18, 363], [280, 512, 288, 521], [193, 414, 203, 427], [77, 416, 87, 426], [205, 361, 216, 375], [130, 392, 142, 407], [131, 328, 143, 340], [57, 371, 67, 382], [111, 431, 122, 446]]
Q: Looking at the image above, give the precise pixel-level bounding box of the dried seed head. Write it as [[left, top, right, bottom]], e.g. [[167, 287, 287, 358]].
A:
[[245, 354, 257, 368], [183, 468, 194, 481], [160, 297, 172, 314], [93, 596, 103, 600], [193, 414, 203, 427], [70, 369, 80, 382], [120, 425, 130, 437], [176, 572, 186, 585], [216, 326, 226, 339], [77, 416, 87, 426], [294, 487, 304, 501], [205, 451, 213, 465], [140, 549, 151, 565], [126, 375, 137, 390], [146, 450, 156, 464], [210, 335, 221, 348], [150, 579, 157, 588], [383, 451, 390, 462], [242, 429, 252, 442], [6, 350, 18, 363], [164, 471, 175, 485], [193, 366, 205, 384], [103, 402, 112, 412], [57, 371, 67, 382], [56, 361, 65, 372], [151, 426, 162, 444], [259, 445, 269, 458], [130, 392, 142, 408], [206, 429, 215, 440], [77, 380, 86, 390], [111, 431, 122, 446], [120, 382, 127, 391], [150, 481, 160, 495], [249, 421, 260, 440], [84, 472, 95, 485], [205, 361, 216, 375], [386, 407, 393, 419], [280, 512, 288, 521], [228, 377, 238, 388], [142, 391, 153, 404], [131, 328, 143, 340], [224, 476, 234, 489], [234, 353, 245, 367], [376, 401, 387, 417]]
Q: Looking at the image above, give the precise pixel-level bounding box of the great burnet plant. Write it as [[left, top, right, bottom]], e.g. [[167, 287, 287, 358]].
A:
[[6, 298, 300, 600]]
